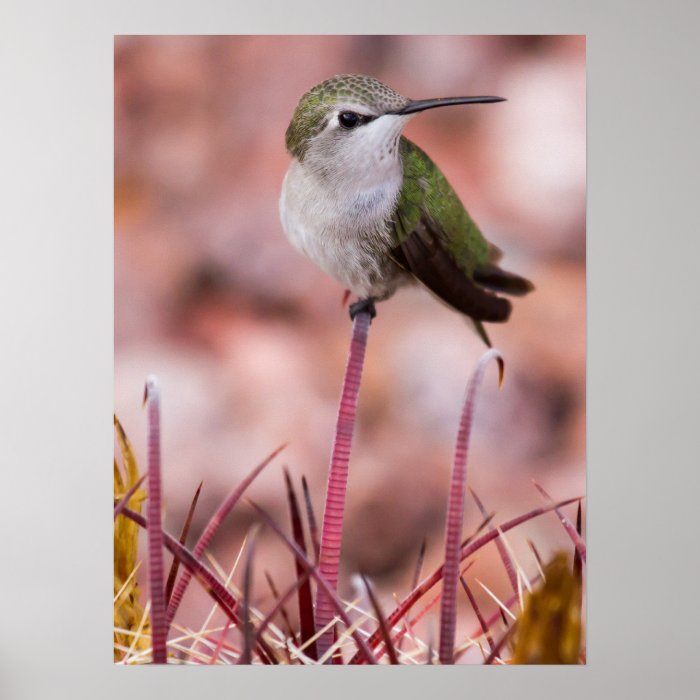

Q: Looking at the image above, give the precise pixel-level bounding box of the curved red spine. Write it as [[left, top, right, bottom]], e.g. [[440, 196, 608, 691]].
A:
[[314, 311, 371, 659]]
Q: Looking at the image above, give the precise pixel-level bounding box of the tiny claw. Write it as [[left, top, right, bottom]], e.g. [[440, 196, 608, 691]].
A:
[[349, 298, 377, 321]]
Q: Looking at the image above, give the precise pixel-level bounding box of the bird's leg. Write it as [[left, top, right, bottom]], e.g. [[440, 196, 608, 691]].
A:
[[348, 297, 376, 321]]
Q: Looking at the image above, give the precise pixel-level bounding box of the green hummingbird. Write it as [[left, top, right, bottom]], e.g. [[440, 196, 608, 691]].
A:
[[280, 74, 534, 346]]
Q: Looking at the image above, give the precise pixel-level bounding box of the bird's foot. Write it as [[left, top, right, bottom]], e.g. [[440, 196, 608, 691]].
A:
[[349, 298, 377, 322]]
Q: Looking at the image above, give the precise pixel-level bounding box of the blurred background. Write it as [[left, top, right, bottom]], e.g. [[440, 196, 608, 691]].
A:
[[115, 35, 585, 656]]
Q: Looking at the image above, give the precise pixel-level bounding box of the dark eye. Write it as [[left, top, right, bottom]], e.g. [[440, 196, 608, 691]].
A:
[[338, 111, 361, 128]]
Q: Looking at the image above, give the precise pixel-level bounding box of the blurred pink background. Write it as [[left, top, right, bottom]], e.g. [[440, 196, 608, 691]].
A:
[[115, 35, 585, 655]]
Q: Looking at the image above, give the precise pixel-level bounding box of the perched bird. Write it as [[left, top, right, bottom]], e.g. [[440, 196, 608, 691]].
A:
[[279, 74, 533, 346]]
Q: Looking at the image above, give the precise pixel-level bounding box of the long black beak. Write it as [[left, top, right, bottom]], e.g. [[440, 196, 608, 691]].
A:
[[387, 95, 506, 116]]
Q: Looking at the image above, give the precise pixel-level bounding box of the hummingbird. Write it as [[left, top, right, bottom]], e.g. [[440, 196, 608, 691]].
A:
[[279, 74, 534, 346]]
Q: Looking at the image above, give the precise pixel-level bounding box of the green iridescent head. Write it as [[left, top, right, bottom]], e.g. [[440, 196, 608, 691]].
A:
[[285, 75, 409, 160]]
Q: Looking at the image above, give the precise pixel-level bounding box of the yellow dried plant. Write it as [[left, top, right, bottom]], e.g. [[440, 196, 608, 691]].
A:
[[114, 416, 150, 662], [513, 552, 582, 664]]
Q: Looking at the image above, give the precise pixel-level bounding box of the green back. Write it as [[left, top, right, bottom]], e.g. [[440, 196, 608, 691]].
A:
[[394, 137, 490, 276]]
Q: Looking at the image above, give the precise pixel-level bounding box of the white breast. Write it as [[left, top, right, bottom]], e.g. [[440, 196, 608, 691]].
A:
[[279, 158, 403, 298]]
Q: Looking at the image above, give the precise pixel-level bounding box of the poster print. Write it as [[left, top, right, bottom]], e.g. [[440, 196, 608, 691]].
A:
[[114, 35, 586, 665]]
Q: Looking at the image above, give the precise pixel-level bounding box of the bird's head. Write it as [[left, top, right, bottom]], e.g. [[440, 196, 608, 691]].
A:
[[285, 74, 504, 186]]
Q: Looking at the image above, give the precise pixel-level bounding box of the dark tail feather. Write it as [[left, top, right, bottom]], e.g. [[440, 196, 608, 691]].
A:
[[472, 320, 492, 348], [474, 264, 535, 297], [393, 232, 512, 323]]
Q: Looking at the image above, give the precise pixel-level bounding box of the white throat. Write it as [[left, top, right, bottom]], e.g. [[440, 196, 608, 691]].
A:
[[303, 112, 408, 193]]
